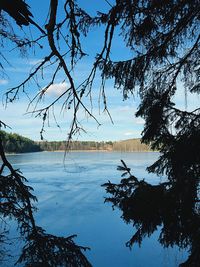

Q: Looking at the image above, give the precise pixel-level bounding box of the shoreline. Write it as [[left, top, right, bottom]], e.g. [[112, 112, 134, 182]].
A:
[[33, 149, 155, 153], [5, 149, 156, 155]]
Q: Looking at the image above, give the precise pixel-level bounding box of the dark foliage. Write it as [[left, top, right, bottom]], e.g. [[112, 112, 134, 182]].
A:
[[103, 160, 200, 266], [98, 1, 199, 266], [0, 130, 41, 153], [0, 0, 199, 139], [0, 136, 92, 266], [0, 0, 33, 27], [16, 227, 91, 267], [0, 0, 200, 266]]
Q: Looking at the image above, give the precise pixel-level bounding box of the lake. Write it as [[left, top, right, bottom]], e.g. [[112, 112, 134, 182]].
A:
[[3, 151, 187, 267]]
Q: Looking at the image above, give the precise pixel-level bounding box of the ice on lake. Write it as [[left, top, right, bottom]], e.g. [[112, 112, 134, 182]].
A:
[[3, 152, 187, 267]]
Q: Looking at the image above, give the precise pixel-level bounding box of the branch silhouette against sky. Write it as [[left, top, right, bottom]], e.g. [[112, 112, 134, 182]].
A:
[[0, 0, 200, 266], [0, 0, 199, 141]]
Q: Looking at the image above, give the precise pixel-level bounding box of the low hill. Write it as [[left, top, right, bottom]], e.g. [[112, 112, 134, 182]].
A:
[[0, 130, 41, 153], [112, 138, 151, 152]]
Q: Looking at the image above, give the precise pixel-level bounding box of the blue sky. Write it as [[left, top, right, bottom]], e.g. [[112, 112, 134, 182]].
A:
[[0, 0, 199, 141]]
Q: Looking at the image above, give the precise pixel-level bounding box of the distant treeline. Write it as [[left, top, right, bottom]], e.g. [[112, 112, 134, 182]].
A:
[[0, 130, 151, 153], [38, 139, 151, 152], [112, 139, 151, 152], [37, 140, 113, 151], [0, 131, 41, 153]]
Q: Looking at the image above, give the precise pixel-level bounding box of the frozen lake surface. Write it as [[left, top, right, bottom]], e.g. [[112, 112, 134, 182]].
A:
[[4, 151, 187, 267]]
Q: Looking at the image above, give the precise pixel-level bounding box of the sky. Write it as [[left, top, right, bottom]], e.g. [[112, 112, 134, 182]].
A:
[[0, 0, 199, 142]]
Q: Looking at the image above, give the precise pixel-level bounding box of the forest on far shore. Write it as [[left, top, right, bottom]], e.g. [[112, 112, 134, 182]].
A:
[[0, 130, 151, 153], [0, 130, 41, 153], [38, 139, 151, 152]]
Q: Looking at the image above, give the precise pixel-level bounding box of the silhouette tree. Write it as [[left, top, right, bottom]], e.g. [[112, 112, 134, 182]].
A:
[[0, 132, 91, 266], [97, 2, 199, 266], [1, 0, 199, 139], [0, 0, 199, 266], [0, 2, 92, 266], [103, 159, 200, 266]]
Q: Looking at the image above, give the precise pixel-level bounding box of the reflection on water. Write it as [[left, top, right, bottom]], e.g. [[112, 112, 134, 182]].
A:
[[1, 152, 188, 266], [103, 160, 200, 267]]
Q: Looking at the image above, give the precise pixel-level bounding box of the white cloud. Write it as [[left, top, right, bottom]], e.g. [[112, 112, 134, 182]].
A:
[[124, 132, 134, 136], [118, 105, 135, 112], [45, 82, 69, 96], [0, 79, 8, 85], [134, 117, 144, 125], [28, 59, 43, 65], [173, 86, 200, 112], [123, 130, 142, 138]]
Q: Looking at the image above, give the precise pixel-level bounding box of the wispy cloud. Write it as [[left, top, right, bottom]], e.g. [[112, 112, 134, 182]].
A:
[[5, 66, 31, 74], [0, 79, 8, 85], [123, 130, 142, 138], [134, 117, 144, 125], [124, 132, 134, 136], [173, 84, 200, 112], [118, 105, 135, 112], [45, 82, 69, 96], [28, 58, 43, 66]]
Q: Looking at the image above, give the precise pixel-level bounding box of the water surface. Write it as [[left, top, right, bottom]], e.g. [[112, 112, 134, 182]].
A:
[[4, 152, 187, 267]]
